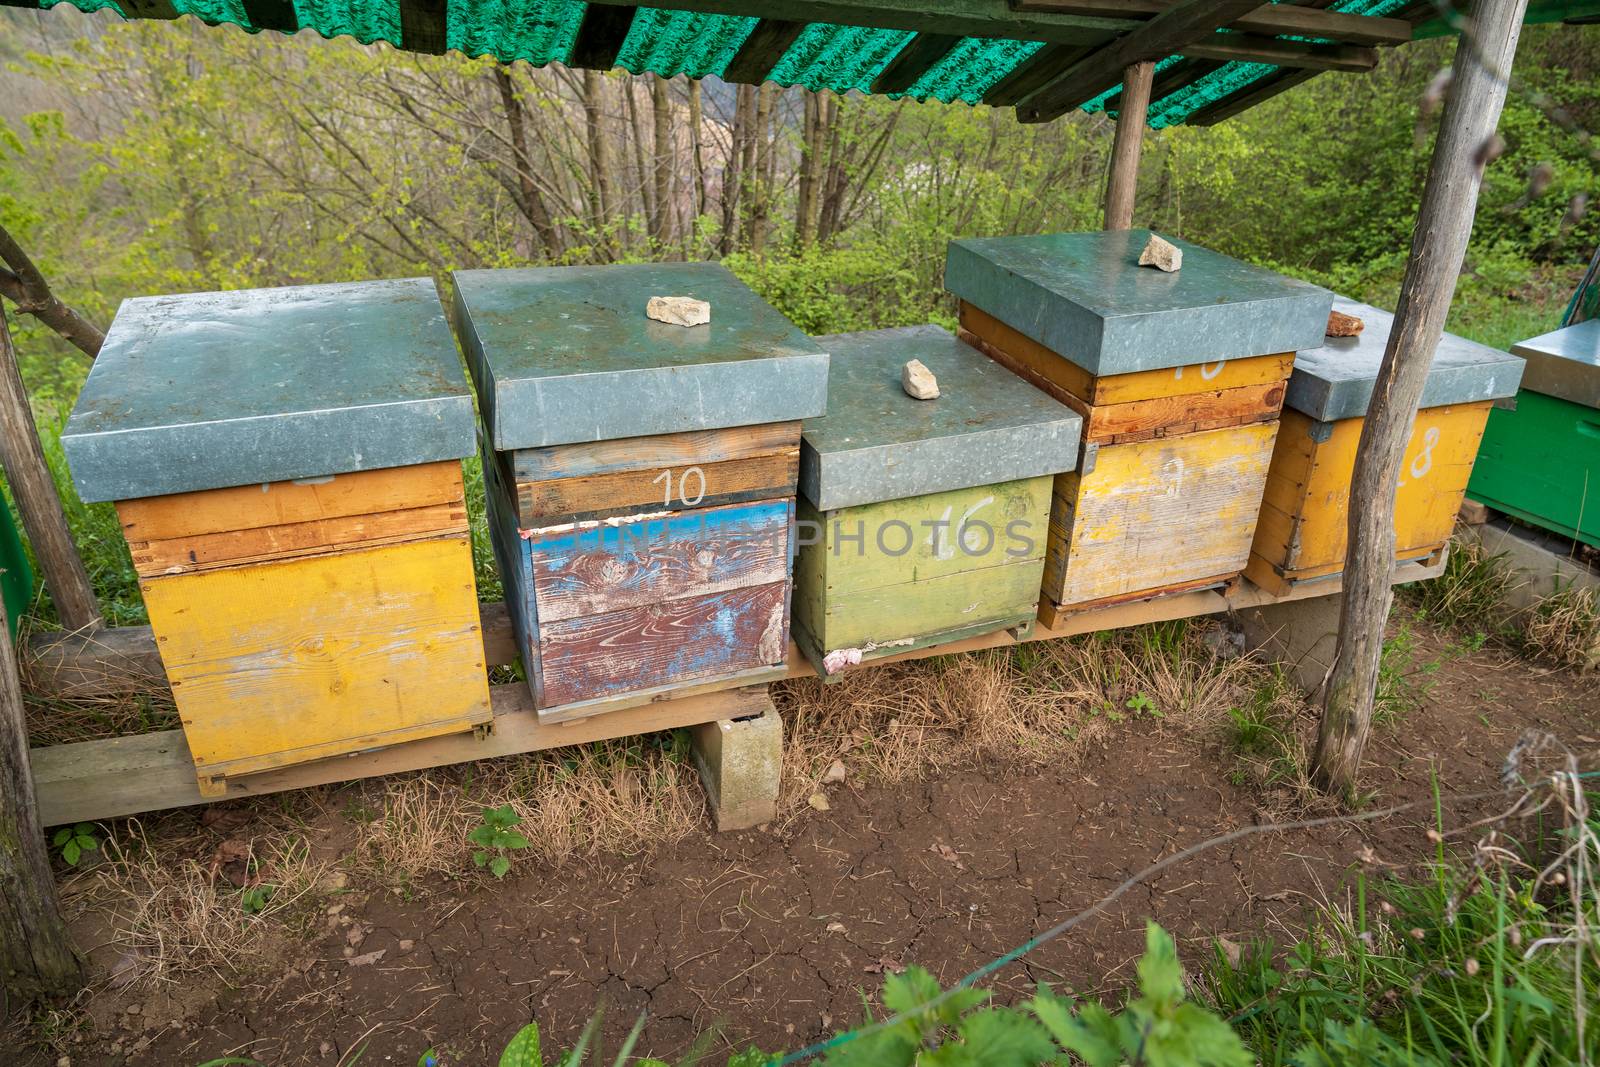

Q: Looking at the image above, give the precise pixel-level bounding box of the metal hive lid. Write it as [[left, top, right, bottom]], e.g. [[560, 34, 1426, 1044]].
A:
[[453, 262, 828, 451], [1510, 319, 1600, 410], [1286, 296, 1525, 422], [799, 325, 1082, 511], [944, 229, 1333, 377], [61, 277, 476, 503]]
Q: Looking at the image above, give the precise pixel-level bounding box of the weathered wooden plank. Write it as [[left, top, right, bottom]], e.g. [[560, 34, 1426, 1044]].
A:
[[1186, 68, 1320, 127], [511, 422, 799, 482], [141, 537, 491, 782], [516, 450, 798, 524], [32, 682, 774, 827], [958, 303, 1292, 404], [536, 581, 788, 709], [1009, 1, 1414, 46], [1183, 35, 1377, 73], [793, 609, 1036, 681], [525, 499, 792, 622], [982, 43, 1095, 107], [116, 462, 465, 541], [1043, 422, 1276, 607], [127, 502, 468, 577]]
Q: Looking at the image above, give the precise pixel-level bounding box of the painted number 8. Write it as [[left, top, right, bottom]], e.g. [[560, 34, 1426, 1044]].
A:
[[653, 467, 706, 507]]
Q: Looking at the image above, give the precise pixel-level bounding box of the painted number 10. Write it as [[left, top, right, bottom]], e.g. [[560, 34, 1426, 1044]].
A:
[[653, 466, 706, 507]]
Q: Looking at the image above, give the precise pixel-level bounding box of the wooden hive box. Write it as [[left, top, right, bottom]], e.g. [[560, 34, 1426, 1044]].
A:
[[1469, 319, 1600, 548], [793, 326, 1081, 679], [944, 230, 1332, 619], [1248, 297, 1524, 595], [61, 279, 492, 796], [453, 263, 829, 720]]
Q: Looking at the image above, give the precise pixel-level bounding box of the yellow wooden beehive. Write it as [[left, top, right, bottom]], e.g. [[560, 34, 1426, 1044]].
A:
[[1246, 297, 1524, 595], [945, 231, 1332, 621], [60, 280, 493, 796]]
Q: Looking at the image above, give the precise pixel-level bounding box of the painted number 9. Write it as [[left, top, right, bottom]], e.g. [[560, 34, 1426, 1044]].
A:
[[653, 466, 706, 507]]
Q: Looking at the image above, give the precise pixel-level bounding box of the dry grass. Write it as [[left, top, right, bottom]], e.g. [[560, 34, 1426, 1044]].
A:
[[1522, 584, 1600, 672], [775, 620, 1284, 825]]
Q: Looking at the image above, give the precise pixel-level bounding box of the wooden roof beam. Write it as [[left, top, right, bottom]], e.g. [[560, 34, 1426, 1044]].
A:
[[570, 3, 636, 71], [583, 0, 1134, 46], [871, 33, 964, 94], [1010, 1, 1414, 47], [721, 19, 807, 84], [1184, 33, 1378, 72], [1184, 67, 1321, 126], [1016, 0, 1263, 122], [982, 43, 1095, 106]]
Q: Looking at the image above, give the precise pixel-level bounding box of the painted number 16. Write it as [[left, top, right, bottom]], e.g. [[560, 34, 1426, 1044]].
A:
[[653, 466, 706, 507]]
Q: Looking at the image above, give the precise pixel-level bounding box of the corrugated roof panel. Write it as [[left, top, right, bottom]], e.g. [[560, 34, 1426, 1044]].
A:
[[290, 0, 398, 46], [768, 23, 914, 94], [449, 0, 584, 64], [904, 36, 1045, 105], [41, 0, 127, 17], [172, 0, 248, 26], [615, 8, 757, 78]]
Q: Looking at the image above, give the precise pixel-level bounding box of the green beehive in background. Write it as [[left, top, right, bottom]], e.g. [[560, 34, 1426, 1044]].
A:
[[1, 489, 35, 639], [1469, 319, 1600, 548]]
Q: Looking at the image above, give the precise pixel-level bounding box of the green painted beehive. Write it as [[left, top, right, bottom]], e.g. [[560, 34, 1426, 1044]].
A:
[[793, 326, 1082, 679]]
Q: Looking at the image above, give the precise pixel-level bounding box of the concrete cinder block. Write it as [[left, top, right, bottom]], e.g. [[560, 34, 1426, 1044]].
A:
[[1234, 593, 1345, 698], [690, 694, 782, 832], [1460, 521, 1600, 614]]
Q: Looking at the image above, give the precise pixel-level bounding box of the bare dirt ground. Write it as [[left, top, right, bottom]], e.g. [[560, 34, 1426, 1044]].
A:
[[13, 620, 1600, 1067]]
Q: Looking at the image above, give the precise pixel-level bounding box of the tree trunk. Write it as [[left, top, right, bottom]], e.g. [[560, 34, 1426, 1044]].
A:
[[687, 80, 706, 258], [581, 69, 614, 259], [1313, 0, 1528, 796], [625, 78, 652, 255], [0, 591, 84, 1001], [493, 66, 561, 257], [794, 90, 823, 252], [818, 94, 847, 245], [719, 84, 755, 256], [1102, 61, 1153, 230], [0, 306, 100, 633], [650, 75, 674, 251], [743, 83, 776, 254]]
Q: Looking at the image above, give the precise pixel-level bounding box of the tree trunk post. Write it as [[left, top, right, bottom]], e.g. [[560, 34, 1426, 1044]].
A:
[[1313, 0, 1528, 796], [0, 591, 85, 1000], [1102, 60, 1153, 230], [0, 305, 102, 633]]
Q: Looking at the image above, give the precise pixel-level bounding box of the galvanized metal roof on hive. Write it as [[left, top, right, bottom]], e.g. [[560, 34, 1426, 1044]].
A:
[[11, 0, 1599, 127], [801, 325, 1082, 511], [62, 278, 478, 502], [1286, 296, 1524, 422]]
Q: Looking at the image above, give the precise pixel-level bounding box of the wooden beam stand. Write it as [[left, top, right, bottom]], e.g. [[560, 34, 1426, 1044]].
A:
[[28, 554, 1446, 826], [1102, 59, 1152, 229]]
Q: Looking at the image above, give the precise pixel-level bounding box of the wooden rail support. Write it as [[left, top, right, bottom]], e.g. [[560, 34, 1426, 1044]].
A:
[[0, 305, 102, 633], [1314, 0, 1529, 796], [1102, 59, 1152, 230]]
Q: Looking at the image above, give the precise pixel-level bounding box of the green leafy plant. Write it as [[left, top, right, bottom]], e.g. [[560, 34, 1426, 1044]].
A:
[[818, 923, 1249, 1067], [51, 822, 98, 866], [240, 884, 274, 915], [1125, 692, 1161, 719], [468, 804, 531, 879]]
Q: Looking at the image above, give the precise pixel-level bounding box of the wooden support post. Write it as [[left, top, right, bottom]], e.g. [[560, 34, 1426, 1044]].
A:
[[0, 305, 101, 632], [1102, 60, 1153, 230], [1313, 0, 1528, 796], [0, 594, 84, 1000]]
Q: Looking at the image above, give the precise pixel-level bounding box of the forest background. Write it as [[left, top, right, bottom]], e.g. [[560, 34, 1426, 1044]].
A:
[[1, 8, 1597, 624]]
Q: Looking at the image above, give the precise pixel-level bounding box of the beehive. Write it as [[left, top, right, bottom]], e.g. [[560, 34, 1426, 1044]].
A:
[[792, 326, 1081, 678], [453, 263, 828, 720], [1247, 297, 1524, 595], [1469, 319, 1600, 547], [61, 280, 492, 796], [945, 230, 1332, 618]]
